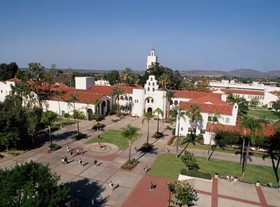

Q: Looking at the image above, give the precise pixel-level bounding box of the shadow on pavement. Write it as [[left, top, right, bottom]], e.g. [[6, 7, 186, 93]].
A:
[[65, 178, 108, 207]]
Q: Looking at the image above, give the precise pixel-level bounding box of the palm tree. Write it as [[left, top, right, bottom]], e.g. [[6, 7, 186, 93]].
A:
[[175, 108, 186, 158], [165, 89, 175, 119], [159, 73, 170, 89], [153, 108, 164, 133], [53, 90, 63, 116], [240, 117, 263, 177], [73, 110, 84, 134], [121, 124, 139, 163], [41, 111, 58, 146], [207, 113, 222, 161], [69, 94, 79, 111], [142, 111, 153, 143], [110, 86, 124, 116], [186, 104, 202, 141], [92, 99, 101, 121]]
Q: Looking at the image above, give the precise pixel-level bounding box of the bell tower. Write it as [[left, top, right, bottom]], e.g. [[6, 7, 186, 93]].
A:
[[146, 48, 158, 69]]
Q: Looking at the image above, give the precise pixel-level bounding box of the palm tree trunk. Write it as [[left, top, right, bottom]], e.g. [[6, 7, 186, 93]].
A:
[[176, 120, 180, 158], [156, 118, 160, 133], [240, 138, 245, 166], [146, 122, 150, 143], [49, 125, 52, 146], [242, 140, 250, 178]]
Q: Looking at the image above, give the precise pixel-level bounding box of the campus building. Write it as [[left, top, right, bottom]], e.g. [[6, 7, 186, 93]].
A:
[[0, 49, 277, 144]]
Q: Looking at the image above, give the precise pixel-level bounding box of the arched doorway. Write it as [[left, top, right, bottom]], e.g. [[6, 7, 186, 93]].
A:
[[147, 107, 153, 113], [87, 108, 93, 120], [101, 101, 106, 115]]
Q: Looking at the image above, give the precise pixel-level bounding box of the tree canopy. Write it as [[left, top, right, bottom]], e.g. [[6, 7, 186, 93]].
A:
[[0, 161, 69, 207]]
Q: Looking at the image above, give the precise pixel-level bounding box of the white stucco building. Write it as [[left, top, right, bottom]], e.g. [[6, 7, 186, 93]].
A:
[[146, 48, 158, 69]]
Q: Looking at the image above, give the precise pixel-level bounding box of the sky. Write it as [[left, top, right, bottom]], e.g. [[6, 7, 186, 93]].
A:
[[0, 0, 280, 72]]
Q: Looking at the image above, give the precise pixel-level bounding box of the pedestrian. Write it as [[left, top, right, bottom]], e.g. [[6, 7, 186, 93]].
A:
[[64, 156, 68, 164], [67, 145, 70, 153], [109, 181, 114, 190], [79, 158, 83, 166], [77, 148, 80, 155], [94, 160, 97, 167], [150, 182, 154, 191], [62, 157, 65, 164], [134, 147, 138, 152], [166, 147, 170, 153], [144, 165, 148, 173]]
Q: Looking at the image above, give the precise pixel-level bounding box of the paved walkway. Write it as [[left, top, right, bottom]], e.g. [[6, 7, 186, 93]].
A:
[[0, 115, 279, 207]]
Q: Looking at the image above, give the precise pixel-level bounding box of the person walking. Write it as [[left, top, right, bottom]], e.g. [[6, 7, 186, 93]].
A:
[[67, 145, 70, 153], [94, 160, 98, 167], [150, 182, 154, 191], [79, 158, 83, 167], [109, 181, 114, 190]]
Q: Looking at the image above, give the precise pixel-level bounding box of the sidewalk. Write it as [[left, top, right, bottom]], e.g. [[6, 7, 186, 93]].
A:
[[0, 115, 279, 207]]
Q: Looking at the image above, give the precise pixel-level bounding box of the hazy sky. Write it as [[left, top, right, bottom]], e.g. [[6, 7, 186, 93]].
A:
[[1, 0, 279, 72]]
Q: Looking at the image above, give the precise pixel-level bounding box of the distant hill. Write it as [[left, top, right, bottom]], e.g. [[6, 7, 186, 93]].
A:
[[181, 69, 280, 78]]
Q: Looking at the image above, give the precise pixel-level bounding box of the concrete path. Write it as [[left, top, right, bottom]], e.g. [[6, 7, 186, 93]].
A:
[[0, 115, 279, 207]]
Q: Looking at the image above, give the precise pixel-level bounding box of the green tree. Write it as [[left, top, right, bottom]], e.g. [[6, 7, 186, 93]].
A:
[[165, 89, 175, 119], [186, 104, 202, 140], [41, 111, 58, 147], [153, 108, 164, 133], [181, 151, 200, 171], [0, 130, 20, 151], [240, 117, 263, 177], [25, 107, 43, 145], [159, 73, 170, 89], [69, 94, 79, 111], [0, 161, 69, 207], [167, 181, 198, 207], [120, 124, 139, 163], [142, 111, 153, 143], [272, 100, 280, 115], [121, 68, 137, 85], [105, 70, 120, 85], [195, 76, 210, 92], [110, 86, 124, 116], [0, 62, 19, 81], [73, 110, 85, 134]]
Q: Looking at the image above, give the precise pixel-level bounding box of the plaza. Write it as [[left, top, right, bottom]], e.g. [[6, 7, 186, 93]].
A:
[[0, 115, 279, 207]]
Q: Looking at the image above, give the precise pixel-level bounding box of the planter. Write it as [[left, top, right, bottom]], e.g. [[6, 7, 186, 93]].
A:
[[256, 181, 260, 187], [234, 177, 238, 182], [214, 173, 219, 179]]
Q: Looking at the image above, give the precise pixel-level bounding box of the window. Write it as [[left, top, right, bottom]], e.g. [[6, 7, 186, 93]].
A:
[[152, 83, 155, 86], [225, 118, 230, 123], [200, 129, 205, 134], [148, 87, 150, 91], [147, 99, 150, 103], [148, 82, 150, 86], [152, 88, 155, 91], [180, 127, 183, 131], [151, 99, 154, 103]]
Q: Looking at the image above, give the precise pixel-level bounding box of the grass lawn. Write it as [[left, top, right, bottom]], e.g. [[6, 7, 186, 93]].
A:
[[174, 138, 266, 158], [86, 129, 139, 150], [248, 109, 279, 121], [148, 153, 279, 185]]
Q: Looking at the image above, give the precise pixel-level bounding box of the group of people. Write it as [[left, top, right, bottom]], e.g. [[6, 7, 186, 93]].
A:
[[67, 145, 83, 156]]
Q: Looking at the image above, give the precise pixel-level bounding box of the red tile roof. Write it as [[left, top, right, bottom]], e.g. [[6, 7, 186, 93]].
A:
[[87, 84, 143, 95], [49, 90, 104, 104], [173, 90, 222, 99], [206, 121, 275, 137], [188, 95, 228, 106], [220, 89, 264, 96], [179, 101, 234, 115]]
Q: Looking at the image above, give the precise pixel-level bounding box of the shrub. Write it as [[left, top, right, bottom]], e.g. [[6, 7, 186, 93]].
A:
[[71, 133, 87, 140], [138, 143, 153, 152], [172, 128, 176, 135], [152, 132, 163, 139], [121, 158, 139, 170], [180, 169, 212, 180], [181, 151, 200, 171], [51, 124, 60, 132], [92, 123, 105, 131], [48, 143, 61, 151], [93, 113, 105, 122]]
